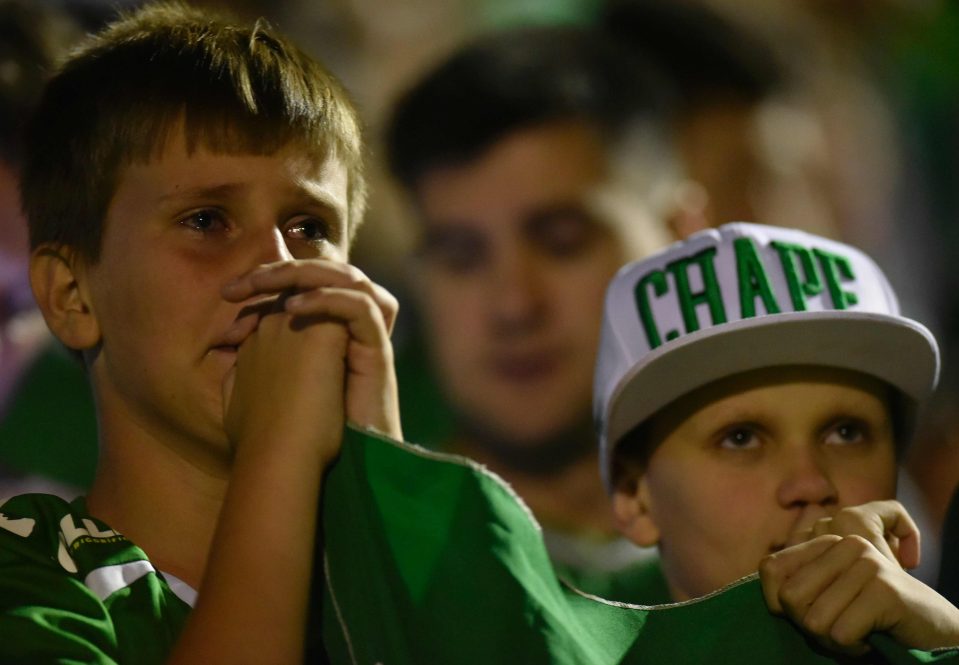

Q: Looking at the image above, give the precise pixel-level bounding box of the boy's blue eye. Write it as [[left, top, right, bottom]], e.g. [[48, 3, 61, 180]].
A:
[[286, 218, 330, 244], [180, 210, 226, 233]]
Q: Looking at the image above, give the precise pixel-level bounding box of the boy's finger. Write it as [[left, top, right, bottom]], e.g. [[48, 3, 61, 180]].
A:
[[770, 540, 852, 622], [222, 309, 264, 347], [222, 260, 367, 299], [860, 501, 920, 569], [786, 516, 841, 548], [774, 536, 877, 624], [821, 582, 890, 656], [287, 281, 396, 336], [222, 260, 398, 334], [369, 281, 399, 334], [795, 502, 918, 568], [827, 510, 898, 566], [285, 288, 389, 348], [760, 535, 841, 613], [799, 553, 882, 654]]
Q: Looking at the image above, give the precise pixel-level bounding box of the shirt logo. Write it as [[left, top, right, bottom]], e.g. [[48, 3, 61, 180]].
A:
[[0, 513, 36, 538], [57, 514, 123, 573]]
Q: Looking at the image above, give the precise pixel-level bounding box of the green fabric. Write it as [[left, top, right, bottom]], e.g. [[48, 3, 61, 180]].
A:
[[317, 427, 959, 665], [395, 333, 661, 605], [2, 429, 955, 663], [0, 494, 190, 664], [0, 343, 98, 489], [554, 556, 672, 606]]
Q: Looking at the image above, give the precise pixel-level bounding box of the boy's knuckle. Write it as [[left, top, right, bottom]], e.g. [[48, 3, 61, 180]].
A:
[[342, 264, 366, 285], [841, 534, 870, 554], [829, 624, 857, 648], [802, 609, 828, 635], [779, 582, 805, 610], [379, 288, 399, 311], [759, 554, 783, 580], [857, 555, 882, 577], [356, 293, 378, 316], [841, 504, 863, 517], [758, 554, 774, 575], [834, 510, 866, 533]]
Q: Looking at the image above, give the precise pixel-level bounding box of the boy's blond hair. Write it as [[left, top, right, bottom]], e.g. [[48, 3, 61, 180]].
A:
[[20, 2, 366, 262]]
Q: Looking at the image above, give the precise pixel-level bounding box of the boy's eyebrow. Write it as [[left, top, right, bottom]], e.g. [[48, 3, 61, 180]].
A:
[[294, 179, 348, 227], [157, 182, 246, 203], [157, 181, 348, 227]]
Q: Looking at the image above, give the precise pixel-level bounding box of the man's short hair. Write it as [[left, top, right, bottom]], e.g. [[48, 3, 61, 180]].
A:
[[385, 25, 670, 194], [601, 0, 784, 111], [20, 1, 366, 261]]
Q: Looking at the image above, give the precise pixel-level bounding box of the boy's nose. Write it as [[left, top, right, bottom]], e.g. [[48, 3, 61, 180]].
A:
[[775, 449, 839, 510], [253, 226, 295, 264]]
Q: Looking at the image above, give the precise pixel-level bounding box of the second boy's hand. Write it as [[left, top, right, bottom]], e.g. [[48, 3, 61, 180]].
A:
[[761, 500, 959, 655], [221, 259, 402, 442], [782, 500, 921, 569]]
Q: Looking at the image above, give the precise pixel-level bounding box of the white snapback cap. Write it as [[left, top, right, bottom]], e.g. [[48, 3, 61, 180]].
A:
[[595, 222, 939, 492]]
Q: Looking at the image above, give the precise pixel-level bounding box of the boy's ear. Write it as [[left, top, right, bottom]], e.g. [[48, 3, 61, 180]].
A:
[[29, 244, 101, 350], [612, 475, 661, 548]]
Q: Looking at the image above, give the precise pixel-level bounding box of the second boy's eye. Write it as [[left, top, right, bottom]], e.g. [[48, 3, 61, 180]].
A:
[[718, 427, 760, 451], [823, 421, 866, 446]]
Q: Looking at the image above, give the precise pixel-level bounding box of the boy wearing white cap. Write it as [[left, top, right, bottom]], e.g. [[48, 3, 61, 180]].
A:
[[596, 222, 959, 653]]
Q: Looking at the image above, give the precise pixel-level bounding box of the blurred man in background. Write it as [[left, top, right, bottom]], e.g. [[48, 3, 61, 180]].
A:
[[385, 26, 699, 602]]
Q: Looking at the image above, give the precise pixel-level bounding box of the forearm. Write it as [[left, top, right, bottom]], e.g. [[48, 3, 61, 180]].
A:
[[166, 430, 335, 665]]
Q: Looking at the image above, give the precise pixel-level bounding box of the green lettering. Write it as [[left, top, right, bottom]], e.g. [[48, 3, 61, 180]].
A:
[[814, 249, 859, 309], [771, 241, 824, 311], [666, 247, 726, 333], [734, 237, 780, 317], [634, 269, 670, 349]]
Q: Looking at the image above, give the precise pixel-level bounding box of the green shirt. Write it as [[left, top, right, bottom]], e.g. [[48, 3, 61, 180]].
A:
[[0, 494, 191, 664], [3, 429, 956, 664]]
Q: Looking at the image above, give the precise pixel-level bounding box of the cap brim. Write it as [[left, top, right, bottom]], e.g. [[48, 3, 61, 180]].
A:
[[603, 311, 939, 459]]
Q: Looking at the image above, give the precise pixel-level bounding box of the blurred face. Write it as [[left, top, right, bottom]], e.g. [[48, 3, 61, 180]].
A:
[[78, 127, 349, 470], [617, 367, 897, 601], [413, 122, 628, 450]]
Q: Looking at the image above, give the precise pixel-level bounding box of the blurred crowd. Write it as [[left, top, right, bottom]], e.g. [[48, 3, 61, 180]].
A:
[[1, 0, 957, 598]]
